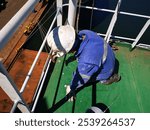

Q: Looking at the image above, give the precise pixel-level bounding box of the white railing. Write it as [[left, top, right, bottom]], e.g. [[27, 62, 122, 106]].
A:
[[63, 0, 150, 50], [0, 62, 30, 113], [104, 0, 122, 43], [1, 0, 150, 113], [80, 2, 150, 49], [0, 0, 40, 50], [0, 8, 60, 113], [20, 9, 60, 93]]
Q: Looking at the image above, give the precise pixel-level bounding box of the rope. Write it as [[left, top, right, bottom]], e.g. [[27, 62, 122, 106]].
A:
[[76, 0, 82, 33], [89, 0, 95, 29], [38, 23, 50, 53], [26, 1, 56, 42]]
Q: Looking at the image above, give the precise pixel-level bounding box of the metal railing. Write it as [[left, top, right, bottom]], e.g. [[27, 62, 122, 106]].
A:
[[79, 1, 150, 49], [16, 0, 150, 112], [0, 62, 30, 113], [0, 8, 60, 113], [20, 9, 60, 93], [1, 0, 150, 113], [63, 0, 150, 50], [0, 0, 40, 50]]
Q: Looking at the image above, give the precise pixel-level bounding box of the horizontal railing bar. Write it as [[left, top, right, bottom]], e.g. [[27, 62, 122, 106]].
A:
[[97, 33, 135, 41], [79, 5, 150, 19], [62, 3, 150, 19]]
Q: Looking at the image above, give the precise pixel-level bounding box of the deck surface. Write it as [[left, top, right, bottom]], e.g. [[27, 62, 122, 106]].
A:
[[36, 43, 150, 113], [0, 49, 48, 112]]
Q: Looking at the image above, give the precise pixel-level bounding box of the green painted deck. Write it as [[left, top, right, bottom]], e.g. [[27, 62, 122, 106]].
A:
[[36, 43, 150, 113]]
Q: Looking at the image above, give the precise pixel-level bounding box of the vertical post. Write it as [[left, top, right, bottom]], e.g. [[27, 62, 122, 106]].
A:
[[20, 10, 59, 93], [67, 0, 78, 27], [131, 19, 150, 49], [104, 0, 122, 43], [57, 0, 62, 26], [0, 61, 30, 113]]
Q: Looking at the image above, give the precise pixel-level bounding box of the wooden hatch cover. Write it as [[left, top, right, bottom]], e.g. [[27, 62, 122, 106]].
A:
[[0, 49, 48, 112]]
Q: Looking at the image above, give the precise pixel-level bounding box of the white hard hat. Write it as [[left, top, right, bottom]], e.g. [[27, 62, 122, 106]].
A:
[[47, 25, 75, 53]]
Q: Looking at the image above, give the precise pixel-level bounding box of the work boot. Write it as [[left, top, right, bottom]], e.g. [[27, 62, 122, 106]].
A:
[[101, 74, 121, 85]]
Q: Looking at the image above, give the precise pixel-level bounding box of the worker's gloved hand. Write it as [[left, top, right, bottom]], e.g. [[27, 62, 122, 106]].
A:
[[65, 85, 76, 102]]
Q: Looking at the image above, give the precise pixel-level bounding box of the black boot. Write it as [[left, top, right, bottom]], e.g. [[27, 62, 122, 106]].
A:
[[102, 74, 121, 85]]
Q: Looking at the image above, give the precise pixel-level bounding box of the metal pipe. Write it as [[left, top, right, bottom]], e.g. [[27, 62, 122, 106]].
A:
[[31, 55, 52, 112], [97, 33, 135, 41], [10, 100, 21, 113], [137, 44, 150, 50], [0, 62, 30, 113], [57, 0, 62, 26], [77, 5, 150, 19], [131, 19, 150, 49], [97, 33, 150, 49], [0, 0, 39, 50], [67, 0, 78, 27], [104, 0, 122, 43], [20, 9, 59, 93]]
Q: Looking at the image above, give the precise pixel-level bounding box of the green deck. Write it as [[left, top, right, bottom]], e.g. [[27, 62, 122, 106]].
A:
[[36, 43, 150, 113]]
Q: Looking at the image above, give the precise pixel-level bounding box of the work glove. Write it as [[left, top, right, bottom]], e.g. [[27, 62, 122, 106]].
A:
[[65, 85, 76, 102]]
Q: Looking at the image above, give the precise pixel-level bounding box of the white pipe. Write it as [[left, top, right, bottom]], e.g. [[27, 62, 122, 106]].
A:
[[77, 5, 150, 19], [57, 0, 62, 26], [97, 33, 135, 41], [132, 19, 150, 48], [0, 62, 30, 113], [67, 0, 78, 27], [0, 0, 39, 50], [104, 0, 122, 43], [31, 55, 52, 112]]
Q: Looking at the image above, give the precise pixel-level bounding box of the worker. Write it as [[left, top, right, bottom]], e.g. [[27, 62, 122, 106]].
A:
[[47, 25, 120, 101]]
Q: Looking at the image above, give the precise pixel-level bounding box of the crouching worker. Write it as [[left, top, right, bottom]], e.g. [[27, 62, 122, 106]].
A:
[[47, 25, 120, 101]]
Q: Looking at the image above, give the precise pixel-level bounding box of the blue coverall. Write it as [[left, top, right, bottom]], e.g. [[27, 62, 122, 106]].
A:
[[70, 30, 115, 90]]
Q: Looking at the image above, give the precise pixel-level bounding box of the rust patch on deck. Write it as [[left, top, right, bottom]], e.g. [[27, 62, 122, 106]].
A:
[[0, 49, 48, 112]]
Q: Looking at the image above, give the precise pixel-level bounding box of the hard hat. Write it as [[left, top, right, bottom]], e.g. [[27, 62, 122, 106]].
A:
[[47, 25, 75, 54]]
